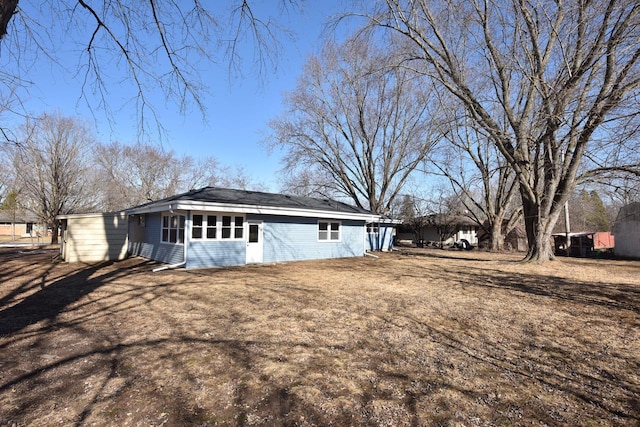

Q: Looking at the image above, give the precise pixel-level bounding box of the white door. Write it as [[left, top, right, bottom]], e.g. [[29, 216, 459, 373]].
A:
[[246, 221, 263, 264]]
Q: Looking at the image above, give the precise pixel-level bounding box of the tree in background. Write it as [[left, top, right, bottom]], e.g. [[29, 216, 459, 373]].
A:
[[429, 113, 521, 251], [93, 141, 265, 212], [8, 113, 95, 244], [267, 35, 444, 213], [367, 0, 640, 261]]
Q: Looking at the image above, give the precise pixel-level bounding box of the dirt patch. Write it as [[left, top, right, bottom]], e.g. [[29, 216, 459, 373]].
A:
[[1, 247, 639, 426]]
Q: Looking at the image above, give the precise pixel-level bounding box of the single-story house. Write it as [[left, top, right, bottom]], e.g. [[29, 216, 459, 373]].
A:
[[125, 187, 392, 269], [612, 202, 640, 259], [58, 212, 129, 263], [0, 211, 41, 238], [396, 214, 479, 247]]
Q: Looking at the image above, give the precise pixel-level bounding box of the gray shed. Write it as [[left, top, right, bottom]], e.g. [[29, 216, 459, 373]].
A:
[[612, 202, 640, 259], [58, 212, 128, 263]]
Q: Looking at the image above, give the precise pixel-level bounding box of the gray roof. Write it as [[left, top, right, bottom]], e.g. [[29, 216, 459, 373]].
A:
[[128, 187, 374, 216], [0, 211, 40, 223]]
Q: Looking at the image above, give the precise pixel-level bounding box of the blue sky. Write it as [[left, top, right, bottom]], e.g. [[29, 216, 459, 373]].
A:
[[5, 1, 356, 192]]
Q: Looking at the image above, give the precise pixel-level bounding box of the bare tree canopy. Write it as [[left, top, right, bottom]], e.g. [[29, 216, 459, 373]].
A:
[[267, 35, 444, 214], [0, 1, 298, 137], [365, 0, 640, 261], [7, 112, 95, 243]]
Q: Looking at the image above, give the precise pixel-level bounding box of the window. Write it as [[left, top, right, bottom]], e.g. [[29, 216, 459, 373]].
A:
[[192, 215, 203, 238], [318, 220, 340, 241], [206, 215, 217, 238], [190, 213, 243, 240], [162, 214, 185, 244], [367, 222, 379, 234]]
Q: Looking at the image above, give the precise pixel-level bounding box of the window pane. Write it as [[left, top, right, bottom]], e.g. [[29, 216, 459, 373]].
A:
[[192, 228, 202, 238], [331, 231, 340, 240], [206, 228, 217, 239], [319, 231, 328, 240], [169, 229, 177, 243], [178, 229, 184, 244], [193, 215, 202, 226], [222, 216, 231, 226], [163, 216, 169, 227], [222, 228, 231, 239], [235, 216, 243, 227], [249, 224, 259, 243], [331, 222, 339, 231], [171, 216, 178, 228], [207, 215, 216, 226], [162, 229, 169, 242], [234, 227, 243, 239], [319, 222, 328, 231], [179, 216, 185, 228]]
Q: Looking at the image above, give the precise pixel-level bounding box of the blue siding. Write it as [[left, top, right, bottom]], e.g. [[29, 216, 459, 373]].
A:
[[186, 240, 245, 269], [251, 215, 365, 264], [128, 212, 184, 265], [366, 224, 395, 251]]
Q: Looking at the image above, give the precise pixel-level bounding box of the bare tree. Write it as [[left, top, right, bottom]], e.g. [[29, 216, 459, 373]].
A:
[[365, 0, 640, 261], [430, 114, 522, 251], [92, 142, 223, 211], [267, 35, 443, 214], [9, 113, 96, 244], [0, 1, 299, 138]]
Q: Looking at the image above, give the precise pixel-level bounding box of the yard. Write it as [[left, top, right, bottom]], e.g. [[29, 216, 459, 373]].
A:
[[0, 247, 638, 426]]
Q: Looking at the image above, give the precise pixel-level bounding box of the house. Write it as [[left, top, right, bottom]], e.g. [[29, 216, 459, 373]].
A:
[[477, 221, 527, 252], [125, 187, 384, 269], [58, 212, 129, 263], [397, 214, 479, 247], [612, 202, 640, 259], [0, 211, 41, 238]]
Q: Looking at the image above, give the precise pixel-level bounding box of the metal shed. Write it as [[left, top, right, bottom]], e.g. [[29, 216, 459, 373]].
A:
[[58, 212, 128, 263]]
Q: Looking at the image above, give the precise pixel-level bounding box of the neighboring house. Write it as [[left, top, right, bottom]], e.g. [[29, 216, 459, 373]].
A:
[[397, 214, 479, 247], [125, 187, 384, 269], [612, 202, 640, 259], [58, 212, 129, 263], [0, 211, 40, 238]]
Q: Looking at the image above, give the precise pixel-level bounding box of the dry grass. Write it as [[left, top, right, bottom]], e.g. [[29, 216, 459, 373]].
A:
[[0, 247, 638, 426]]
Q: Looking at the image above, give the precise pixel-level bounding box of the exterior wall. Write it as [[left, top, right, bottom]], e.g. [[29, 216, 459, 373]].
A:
[[256, 215, 364, 264], [613, 203, 640, 258], [366, 223, 395, 251], [0, 223, 28, 236], [187, 240, 245, 269], [133, 211, 368, 269], [60, 212, 128, 263], [182, 214, 366, 268], [128, 212, 185, 265]]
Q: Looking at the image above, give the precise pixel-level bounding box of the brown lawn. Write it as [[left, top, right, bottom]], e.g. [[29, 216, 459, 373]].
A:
[[0, 247, 638, 426]]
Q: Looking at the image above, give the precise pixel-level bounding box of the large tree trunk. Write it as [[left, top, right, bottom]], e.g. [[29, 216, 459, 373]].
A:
[[521, 194, 563, 262], [488, 221, 504, 252]]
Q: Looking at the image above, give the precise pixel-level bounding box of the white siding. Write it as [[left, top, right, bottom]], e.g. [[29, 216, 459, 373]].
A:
[[61, 212, 128, 263]]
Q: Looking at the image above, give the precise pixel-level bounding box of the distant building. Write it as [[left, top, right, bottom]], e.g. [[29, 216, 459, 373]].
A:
[[612, 202, 640, 259]]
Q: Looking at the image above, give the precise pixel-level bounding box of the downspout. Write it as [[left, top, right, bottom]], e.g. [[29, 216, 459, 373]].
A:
[[153, 211, 189, 272]]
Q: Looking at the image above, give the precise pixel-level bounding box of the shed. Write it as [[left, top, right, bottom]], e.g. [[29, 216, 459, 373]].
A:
[[612, 202, 640, 259], [58, 212, 128, 263]]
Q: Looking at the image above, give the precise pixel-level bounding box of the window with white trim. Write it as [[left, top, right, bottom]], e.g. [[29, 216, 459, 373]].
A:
[[162, 214, 185, 244], [318, 220, 341, 241], [190, 213, 243, 240]]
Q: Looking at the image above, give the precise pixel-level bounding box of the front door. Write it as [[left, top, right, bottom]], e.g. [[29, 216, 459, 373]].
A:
[[246, 221, 264, 264]]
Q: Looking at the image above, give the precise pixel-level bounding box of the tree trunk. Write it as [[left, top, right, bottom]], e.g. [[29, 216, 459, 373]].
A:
[[521, 195, 561, 262], [49, 220, 59, 244], [488, 221, 504, 252]]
